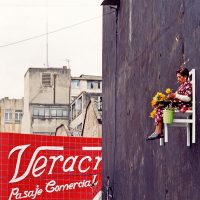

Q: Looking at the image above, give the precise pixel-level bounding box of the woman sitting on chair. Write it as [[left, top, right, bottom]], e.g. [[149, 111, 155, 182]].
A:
[[147, 67, 192, 140]]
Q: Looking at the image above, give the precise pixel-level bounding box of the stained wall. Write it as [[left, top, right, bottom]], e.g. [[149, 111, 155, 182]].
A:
[[102, 1, 200, 199]]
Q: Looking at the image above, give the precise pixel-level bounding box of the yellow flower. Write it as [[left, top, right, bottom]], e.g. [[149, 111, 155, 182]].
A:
[[155, 92, 165, 101], [151, 91, 166, 108], [161, 94, 166, 100], [165, 88, 172, 94], [156, 92, 162, 97], [151, 98, 157, 107], [150, 109, 156, 118]]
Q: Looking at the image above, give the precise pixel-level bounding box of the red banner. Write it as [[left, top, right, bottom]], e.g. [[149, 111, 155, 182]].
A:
[[0, 133, 102, 200]]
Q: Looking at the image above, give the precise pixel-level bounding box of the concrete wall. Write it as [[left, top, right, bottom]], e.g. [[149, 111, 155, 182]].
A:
[[82, 100, 102, 138], [70, 92, 102, 132], [31, 118, 68, 135], [27, 68, 70, 104], [22, 68, 71, 134], [55, 125, 71, 136], [102, 1, 200, 199]]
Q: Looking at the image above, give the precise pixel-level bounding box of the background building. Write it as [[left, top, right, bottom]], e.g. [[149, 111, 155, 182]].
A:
[[21, 67, 71, 135], [70, 92, 102, 136], [55, 124, 71, 136], [71, 75, 102, 102], [82, 97, 102, 138], [0, 97, 23, 133]]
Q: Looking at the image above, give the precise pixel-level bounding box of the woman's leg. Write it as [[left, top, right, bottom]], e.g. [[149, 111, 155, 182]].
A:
[[154, 121, 163, 134], [154, 107, 163, 134], [147, 107, 163, 140]]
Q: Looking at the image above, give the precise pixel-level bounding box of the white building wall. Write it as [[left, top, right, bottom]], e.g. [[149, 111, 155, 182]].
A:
[[69, 92, 102, 136], [22, 67, 71, 134], [82, 102, 102, 138], [28, 69, 70, 104], [31, 118, 68, 135], [0, 97, 24, 133], [71, 75, 102, 102]]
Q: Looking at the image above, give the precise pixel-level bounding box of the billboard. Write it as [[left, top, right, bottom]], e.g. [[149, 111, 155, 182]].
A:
[[0, 133, 102, 200]]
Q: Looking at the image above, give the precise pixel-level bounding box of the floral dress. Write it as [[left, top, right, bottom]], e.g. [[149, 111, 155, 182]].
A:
[[154, 81, 192, 125]]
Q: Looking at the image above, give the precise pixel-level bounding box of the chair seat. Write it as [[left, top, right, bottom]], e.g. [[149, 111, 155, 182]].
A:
[[174, 109, 193, 113], [173, 110, 193, 117], [173, 119, 193, 123], [170, 110, 193, 126]]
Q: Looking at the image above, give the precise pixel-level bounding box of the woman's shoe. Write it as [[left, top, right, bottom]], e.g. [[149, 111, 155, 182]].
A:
[[146, 132, 164, 140]]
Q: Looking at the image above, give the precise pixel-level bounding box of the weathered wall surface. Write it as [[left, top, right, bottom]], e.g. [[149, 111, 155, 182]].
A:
[[0, 98, 23, 133], [102, 1, 200, 199]]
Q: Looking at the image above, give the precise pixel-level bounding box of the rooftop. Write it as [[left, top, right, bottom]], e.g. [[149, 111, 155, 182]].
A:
[[71, 74, 102, 81]]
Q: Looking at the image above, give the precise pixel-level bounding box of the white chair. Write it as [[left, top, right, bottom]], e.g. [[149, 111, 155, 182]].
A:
[[160, 69, 196, 146]]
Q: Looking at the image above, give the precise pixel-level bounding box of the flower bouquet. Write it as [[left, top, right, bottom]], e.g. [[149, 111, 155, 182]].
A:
[[150, 88, 173, 120]]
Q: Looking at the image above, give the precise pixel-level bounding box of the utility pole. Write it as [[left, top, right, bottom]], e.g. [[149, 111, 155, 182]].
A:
[[46, 0, 49, 68]]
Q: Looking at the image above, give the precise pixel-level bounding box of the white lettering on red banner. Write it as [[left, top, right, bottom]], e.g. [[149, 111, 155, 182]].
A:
[[0, 133, 102, 200]]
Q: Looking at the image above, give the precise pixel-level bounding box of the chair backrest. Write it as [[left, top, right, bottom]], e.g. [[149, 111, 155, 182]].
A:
[[188, 69, 195, 111]]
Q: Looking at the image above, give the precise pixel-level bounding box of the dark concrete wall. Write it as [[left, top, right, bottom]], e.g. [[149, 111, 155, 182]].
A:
[[102, 1, 200, 199]]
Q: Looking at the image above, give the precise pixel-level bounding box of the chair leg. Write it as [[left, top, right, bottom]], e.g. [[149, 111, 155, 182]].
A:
[[192, 121, 195, 144], [160, 138, 164, 146], [164, 123, 168, 143], [186, 123, 190, 147]]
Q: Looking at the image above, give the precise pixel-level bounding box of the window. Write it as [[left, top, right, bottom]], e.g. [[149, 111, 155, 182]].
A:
[[98, 96, 102, 111], [77, 97, 82, 115], [57, 109, 62, 117], [39, 108, 44, 116], [87, 81, 101, 89], [42, 73, 51, 86], [63, 109, 68, 117], [33, 106, 69, 118], [99, 81, 102, 89], [87, 81, 93, 89], [33, 108, 39, 116], [71, 80, 80, 88], [15, 110, 23, 122], [51, 109, 57, 117], [72, 104, 76, 119], [5, 109, 12, 121], [33, 107, 44, 117], [45, 108, 50, 117]]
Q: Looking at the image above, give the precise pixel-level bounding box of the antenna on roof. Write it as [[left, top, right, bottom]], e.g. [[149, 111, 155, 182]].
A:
[[46, 0, 49, 68], [65, 59, 70, 69]]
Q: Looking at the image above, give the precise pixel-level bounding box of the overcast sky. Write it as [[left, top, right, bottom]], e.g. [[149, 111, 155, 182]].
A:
[[0, 0, 102, 99]]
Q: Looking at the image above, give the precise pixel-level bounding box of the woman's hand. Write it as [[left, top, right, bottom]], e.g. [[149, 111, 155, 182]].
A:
[[167, 93, 176, 99]]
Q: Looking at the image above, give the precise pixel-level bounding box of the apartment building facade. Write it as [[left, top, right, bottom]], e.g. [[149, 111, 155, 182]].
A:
[[71, 75, 102, 102], [21, 67, 71, 135], [0, 97, 23, 133], [82, 97, 102, 138], [69, 92, 102, 136]]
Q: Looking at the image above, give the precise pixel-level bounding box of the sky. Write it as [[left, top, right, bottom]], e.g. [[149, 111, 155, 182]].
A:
[[0, 0, 103, 98]]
